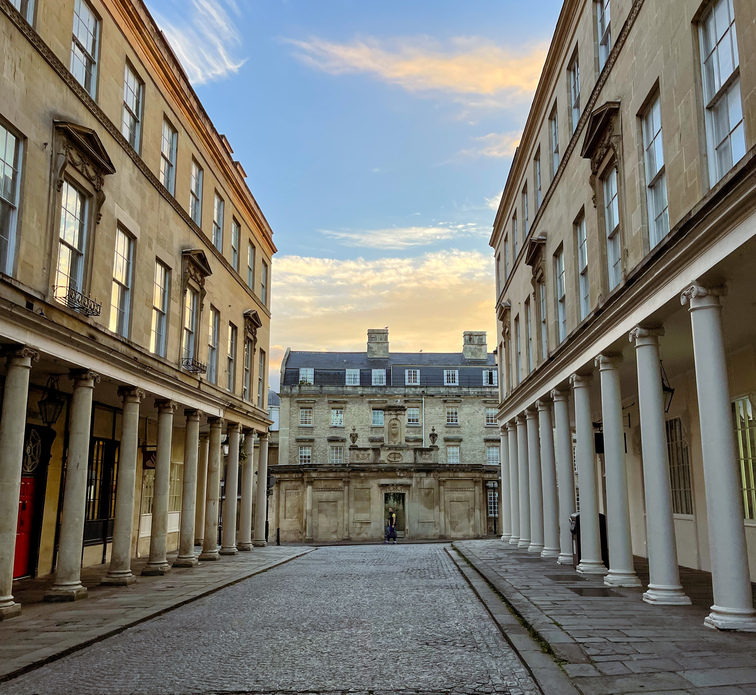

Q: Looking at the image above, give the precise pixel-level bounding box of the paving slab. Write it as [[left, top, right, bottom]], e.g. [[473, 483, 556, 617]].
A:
[[0, 545, 314, 682], [454, 540, 756, 695]]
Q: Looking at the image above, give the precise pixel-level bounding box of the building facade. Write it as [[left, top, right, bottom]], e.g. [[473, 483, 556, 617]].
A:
[[491, 0, 756, 630], [272, 329, 501, 543], [0, 0, 275, 620]]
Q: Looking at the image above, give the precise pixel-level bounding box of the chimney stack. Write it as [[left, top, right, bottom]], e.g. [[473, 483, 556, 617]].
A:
[[463, 331, 487, 360], [367, 328, 389, 359]]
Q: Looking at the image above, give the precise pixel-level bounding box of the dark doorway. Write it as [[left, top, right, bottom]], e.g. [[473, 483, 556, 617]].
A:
[[84, 438, 120, 558], [383, 492, 406, 538]]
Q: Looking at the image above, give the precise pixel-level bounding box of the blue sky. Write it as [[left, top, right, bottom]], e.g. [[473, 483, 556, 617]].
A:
[[143, 0, 563, 386]]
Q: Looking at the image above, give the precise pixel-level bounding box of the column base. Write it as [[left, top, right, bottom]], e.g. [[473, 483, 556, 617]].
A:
[[237, 542, 253, 551], [198, 550, 220, 561], [172, 556, 199, 568], [219, 546, 238, 555], [557, 553, 574, 565], [252, 539, 267, 547], [642, 584, 691, 605], [517, 539, 530, 549], [604, 570, 642, 587], [541, 547, 561, 559], [141, 562, 170, 576], [577, 560, 608, 575], [508, 536, 520, 546], [194, 538, 203, 546], [500, 533, 511, 542], [0, 601, 21, 620], [101, 572, 136, 586], [527, 543, 544, 554], [44, 585, 88, 602], [705, 605, 756, 631]]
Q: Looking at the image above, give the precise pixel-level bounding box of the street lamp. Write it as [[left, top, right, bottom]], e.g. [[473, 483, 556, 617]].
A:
[[660, 360, 675, 414], [38, 375, 65, 427]]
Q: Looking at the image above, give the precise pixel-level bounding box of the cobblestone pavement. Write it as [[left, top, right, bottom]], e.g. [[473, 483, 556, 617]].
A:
[[1, 545, 541, 695]]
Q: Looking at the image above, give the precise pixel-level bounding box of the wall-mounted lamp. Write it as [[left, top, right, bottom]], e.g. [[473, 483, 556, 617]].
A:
[[38, 375, 65, 427], [660, 360, 674, 414]]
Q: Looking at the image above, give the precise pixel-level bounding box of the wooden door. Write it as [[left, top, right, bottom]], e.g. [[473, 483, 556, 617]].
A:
[[14, 478, 35, 578]]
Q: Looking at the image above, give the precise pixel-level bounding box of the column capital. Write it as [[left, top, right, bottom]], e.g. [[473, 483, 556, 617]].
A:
[[515, 413, 527, 425], [258, 431, 269, 441], [595, 353, 622, 370], [506, 420, 517, 433], [207, 416, 225, 428], [5, 346, 39, 366], [226, 421, 243, 434], [569, 373, 591, 389], [199, 431, 210, 442], [154, 398, 178, 414], [629, 325, 664, 345], [525, 408, 538, 421], [242, 426, 257, 436], [681, 283, 727, 310], [536, 398, 552, 411], [118, 386, 145, 404], [184, 408, 201, 422], [69, 369, 100, 388], [550, 389, 568, 402], [499, 425, 508, 435]]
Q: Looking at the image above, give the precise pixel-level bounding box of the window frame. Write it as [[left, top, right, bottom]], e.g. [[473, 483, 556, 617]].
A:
[[549, 105, 560, 178], [514, 314, 521, 385], [261, 260, 268, 305], [231, 218, 240, 271], [159, 117, 178, 195], [299, 367, 314, 385], [108, 226, 134, 338], [446, 445, 460, 464], [258, 348, 266, 407], [405, 369, 420, 386], [522, 185, 529, 237], [524, 297, 533, 373], [641, 93, 669, 248], [485, 407, 497, 426], [597, 0, 611, 70], [246, 241, 255, 290], [181, 286, 199, 362], [189, 158, 203, 227], [568, 50, 580, 133], [486, 445, 500, 466], [0, 122, 23, 276], [446, 407, 459, 426], [602, 166, 622, 290], [329, 446, 344, 465], [150, 259, 170, 357], [243, 337, 252, 400], [207, 306, 220, 384], [538, 279, 548, 360], [299, 407, 313, 426], [534, 150, 542, 210], [345, 368, 360, 386], [54, 179, 89, 305], [482, 369, 498, 387], [372, 409, 385, 427], [226, 322, 237, 392], [298, 446, 312, 465], [70, 0, 100, 98], [372, 369, 386, 386], [444, 369, 459, 386], [121, 61, 143, 153], [10, 0, 35, 23], [733, 395, 756, 520], [407, 407, 420, 426], [331, 407, 344, 427], [554, 247, 567, 343], [212, 192, 224, 252], [576, 214, 589, 321]]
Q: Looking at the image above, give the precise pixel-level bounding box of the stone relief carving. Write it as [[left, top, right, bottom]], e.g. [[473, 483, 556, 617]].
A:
[[387, 418, 401, 445]]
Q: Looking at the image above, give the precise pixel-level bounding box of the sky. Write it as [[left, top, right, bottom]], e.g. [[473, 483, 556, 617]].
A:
[[142, 0, 564, 389]]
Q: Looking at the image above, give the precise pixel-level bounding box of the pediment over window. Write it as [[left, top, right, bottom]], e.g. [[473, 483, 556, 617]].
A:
[[581, 102, 621, 164], [182, 249, 212, 298], [524, 234, 547, 269], [54, 121, 116, 224], [496, 301, 511, 338], [244, 309, 262, 344]]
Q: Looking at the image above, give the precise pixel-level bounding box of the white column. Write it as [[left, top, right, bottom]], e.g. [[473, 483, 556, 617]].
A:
[[596, 355, 641, 587], [516, 415, 530, 549], [194, 433, 209, 545], [199, 418, 223, 561], [220, 423, 241, 554], [102, 387, 144, 585], [537, 399, 560, 558], [343, 478, 351, 540], [238, 430, 255, 551], [499, 426, 511, 542], [507, 421, 520, 545], [571, 374, 607, 575], [253, 432, 270, 546], [142, 399, 177, 575], [630, 326, 690, 604], [0, 348, 38, 619], [45, 370, 99, 601], [551, 390, 576, 565], [682, 285, 756, 629], [526, 409, 544, 554], [305, 479, 313, 542], [174, 409, 201, 567]]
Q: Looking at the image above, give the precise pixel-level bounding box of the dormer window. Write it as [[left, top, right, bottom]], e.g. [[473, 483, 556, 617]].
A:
[[345, 368, 360, 386], [444, 369, 459, 386], [299, 367, 314, 385]]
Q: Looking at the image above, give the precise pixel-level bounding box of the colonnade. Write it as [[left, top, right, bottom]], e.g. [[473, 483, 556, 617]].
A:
[[0, 358, 270, 619], [498, 284, 756, 631]]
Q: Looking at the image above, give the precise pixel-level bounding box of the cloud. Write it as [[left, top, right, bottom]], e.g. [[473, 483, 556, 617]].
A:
[[485, 194, 502, 210], [286, 35, 546, 106], [459, 131, 521, 159], [152, 0, 246, 84], [319, 223, 489, 250], [268, 249, 498, 388]]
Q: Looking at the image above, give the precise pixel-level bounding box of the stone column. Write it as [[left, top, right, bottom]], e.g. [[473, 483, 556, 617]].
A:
[[537, 399, 560, 558], [102, 387, 145, 585], [571, 374, 607, 575], [343, 478, 351, 540], [194, 434, 209, 546], [238, 431, 255, 550], [253, 432, 270, 546], [516, 415, 530, 549], [199, 417, 223, 561], [683, 285, 756, 628], [630, 327, 690, 604], [526, 409, 544, 554], [142, 399, 177, 575], [499, 426, 511, 541], [507, 421, 520, 545], [174, 409, 201, 567], [45, 370, 99, 601], [596, 355, 641, 587], [438, 480, 445, 538], [305, 480, 313, 541], [220, 423, 241, 554], [551, 390, 576, 565], [0, 347, 38, 618]]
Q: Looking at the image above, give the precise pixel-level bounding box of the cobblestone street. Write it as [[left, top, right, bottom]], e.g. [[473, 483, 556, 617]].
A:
[[1, 545, 540, 695]]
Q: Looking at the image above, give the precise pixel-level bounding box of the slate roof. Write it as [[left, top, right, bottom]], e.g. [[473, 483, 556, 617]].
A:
[[284, 351, 496, 369], [268, 390, 280, 406]]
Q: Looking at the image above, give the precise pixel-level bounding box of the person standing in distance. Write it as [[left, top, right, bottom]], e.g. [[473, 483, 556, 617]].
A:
[[385, 507, 397, 544]]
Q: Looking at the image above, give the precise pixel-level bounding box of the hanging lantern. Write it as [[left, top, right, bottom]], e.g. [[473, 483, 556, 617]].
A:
[[660, 360, 675, 414], [38, 375, 65, 427]]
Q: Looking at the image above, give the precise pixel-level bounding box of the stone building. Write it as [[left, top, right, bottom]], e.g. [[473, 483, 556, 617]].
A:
[[0, 0, 275, 620], [491, 0, 756, 630], [271, 329, 501, 543]]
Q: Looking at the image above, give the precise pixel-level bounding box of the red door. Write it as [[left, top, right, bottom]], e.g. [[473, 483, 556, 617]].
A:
[[14, 478, 35, 579]]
